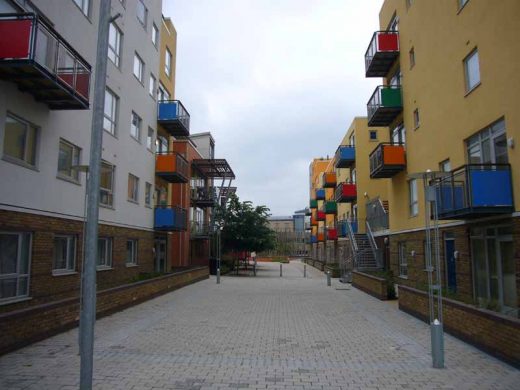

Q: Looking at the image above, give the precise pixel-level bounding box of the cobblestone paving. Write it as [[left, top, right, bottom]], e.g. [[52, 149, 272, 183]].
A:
[[1, 261, 518, 389]]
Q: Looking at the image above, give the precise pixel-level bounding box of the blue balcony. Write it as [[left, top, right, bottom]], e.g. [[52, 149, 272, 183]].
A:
[[154, 206, 187, 231], [434, 164, 514, 220], [315, 188, 325, 200], [157, 100, 190, 137], [310, 235, 317, 244], [335, 145, 356, 168]]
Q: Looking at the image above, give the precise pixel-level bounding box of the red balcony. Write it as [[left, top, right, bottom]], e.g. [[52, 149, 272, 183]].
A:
[[365, 31, 399, 77], [326, 228, 338, 241], [0, 13, 91, 109], [316, 211, 326, 221], [335, 183, 357, 202]]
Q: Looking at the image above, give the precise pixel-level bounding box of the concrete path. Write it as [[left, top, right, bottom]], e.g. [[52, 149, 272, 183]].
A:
[[0, 261, 518, 389]]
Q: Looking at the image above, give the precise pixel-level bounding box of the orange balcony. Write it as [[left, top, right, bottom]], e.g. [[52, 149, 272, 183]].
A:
[[321, 172, 336, 188], [369, 143, 406, 178], [156, 152, 189, 183], [317, 232, 325, 242]]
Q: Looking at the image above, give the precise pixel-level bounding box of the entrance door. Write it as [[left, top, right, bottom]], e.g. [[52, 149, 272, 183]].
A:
[[445, 238, 456, 292], [497, 236, 517, 315], [154, 238, 167, 273]]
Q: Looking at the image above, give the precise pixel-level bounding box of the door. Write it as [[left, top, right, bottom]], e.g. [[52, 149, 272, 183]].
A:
[[497, 235, 517, 315], [445, 238, 456, 292], [154, 238, 167, 273]]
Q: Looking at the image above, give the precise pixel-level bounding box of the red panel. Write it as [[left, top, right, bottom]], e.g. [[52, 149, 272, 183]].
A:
[[58, 72, 74, 89], [377, 33, 398, 52], [0, 20, 32, 59], [327, 229, 338, 240], [342, 184, 357, 198], [317, 211, 326, 220], [76, 72, 90, 99]]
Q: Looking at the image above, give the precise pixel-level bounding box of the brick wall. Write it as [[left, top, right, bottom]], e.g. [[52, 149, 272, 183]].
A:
[[398, 284, 520, 368], [0, 267, 209, 355], [352, 271, 388, 300]]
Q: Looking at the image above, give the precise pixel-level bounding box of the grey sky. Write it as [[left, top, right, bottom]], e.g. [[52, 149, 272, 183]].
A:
[[162, 0, 384, 216]]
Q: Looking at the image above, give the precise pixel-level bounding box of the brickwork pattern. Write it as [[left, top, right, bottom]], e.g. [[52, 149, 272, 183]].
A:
[[352, 271, 388, 300]]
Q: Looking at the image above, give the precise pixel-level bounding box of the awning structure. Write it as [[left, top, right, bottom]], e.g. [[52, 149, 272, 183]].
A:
[[192, 159, 235, 179]]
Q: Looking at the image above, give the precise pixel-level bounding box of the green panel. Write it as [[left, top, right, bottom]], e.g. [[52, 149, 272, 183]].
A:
[[310, 199, 318, 208], [325, 201, 337, 213], [381, 87, 402, 107]]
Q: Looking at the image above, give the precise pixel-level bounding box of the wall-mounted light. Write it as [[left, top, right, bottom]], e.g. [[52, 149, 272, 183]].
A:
[[364, 192, 369, 198], [507, 137, 515, 149], [384, 237, 389, 245], [453, 250, 459, 259], [411, 250, 416, 257]]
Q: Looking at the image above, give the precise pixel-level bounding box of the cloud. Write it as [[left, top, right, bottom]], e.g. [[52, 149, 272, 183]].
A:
[[163, 0, 384, 214]]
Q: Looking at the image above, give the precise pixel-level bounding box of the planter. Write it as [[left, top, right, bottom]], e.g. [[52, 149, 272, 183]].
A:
[[352, 271, 389, 300]]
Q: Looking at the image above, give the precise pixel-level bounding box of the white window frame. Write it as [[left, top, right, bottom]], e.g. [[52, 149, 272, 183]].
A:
[[398, 242, 408, 278], [130, 111, 142, 141], [165, 47, 172, 77], [459, 0, 469, 10], [156, 135, 168, 154], [147, 127, 154, 151], [128, 173, 139, 203], [440, 159, 451, 172], [73, 0, 89, 17], [97, 237, 113, 269], [464, 48, 480, 93], [149, 74, 156, 98], [53, 235, 76, 274], [157, 83, 170, 101], [108, 22, 122, 68], [409, 179, 418, 217], [57, 138, 81, 182], [0, 232, 32, 303], [466, 119, 507, 165], [126, 239, 138, 266], [136, 0, 147, 28], [100, 161, 115, 207], [152, 23, 158, 47], [3, 112, 38, 168], [103, 88, 118, 135], [133, 52, 144, 83]]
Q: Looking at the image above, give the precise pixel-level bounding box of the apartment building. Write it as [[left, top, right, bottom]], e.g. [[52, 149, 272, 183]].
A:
[[308, 157, 330, 267]]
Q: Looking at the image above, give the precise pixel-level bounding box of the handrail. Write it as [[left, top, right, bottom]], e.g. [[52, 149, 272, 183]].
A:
[[365, 220, 383, 269], [364, 30, 399, 61], [346, 218, 358, 252]]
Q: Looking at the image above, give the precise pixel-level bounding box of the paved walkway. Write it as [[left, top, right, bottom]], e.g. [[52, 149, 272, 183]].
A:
[[0, 261, 518, 389]]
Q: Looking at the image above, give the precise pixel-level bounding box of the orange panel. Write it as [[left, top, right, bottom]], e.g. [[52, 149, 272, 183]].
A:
[[383, 145, 406, 165], [156, 154, 177, 172]]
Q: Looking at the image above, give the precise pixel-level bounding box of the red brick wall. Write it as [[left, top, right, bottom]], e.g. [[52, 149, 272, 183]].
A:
[[0, 267, 209, 355], [398, 284, 520, 368], [352, 271, 388, 300]]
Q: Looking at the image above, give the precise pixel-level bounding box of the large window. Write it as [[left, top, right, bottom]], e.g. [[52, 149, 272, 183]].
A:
[[398, 242, 407, 278], [130, 111, 142, 141], [0, 232, 31, 302], [136, 0, 147, 28], [464, 49, 480, 93], [108, 22, 122, 68], [53, 235, 76, 274], [104, 88, 118, 135], [97, 238, 112, 269], [152, 23, 158, 47], [409, 179, 418, 216], [467, 119, 507, 165], [126, 239, 138, 265], [156, 135, 168, 154], [128, 173, 139, 203], [392, 123, 406, 145], [158, 83, 170, 101], [73, 0, 89, 17], [133, 53, 144, 83], [165, 48, 172, 77], [100, 162, 115, 207], [58, 139, 80, 181], [149, 74, 156, 98], [3, 113, 38, 167]]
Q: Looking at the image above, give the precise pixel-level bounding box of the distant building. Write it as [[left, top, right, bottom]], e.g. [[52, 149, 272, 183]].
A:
[[268, 216, 294, 232]]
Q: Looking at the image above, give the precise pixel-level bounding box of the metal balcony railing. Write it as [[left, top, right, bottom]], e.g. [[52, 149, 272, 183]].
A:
[[365, 31, 399, 77], [366, 198, 389, 231], [190, 221, 212, 237], [335, 145, 356, 168], [191, 186, 217, 207], [155, 152, 189, 183], [367, 85, 402, 126], [315, 188, 325, 200], [154, 206, 187, 231], [157, 99, 190, 137], [369, 142, 406, 178], [335, 182, 357, 202], [321, 172, 336, 188]]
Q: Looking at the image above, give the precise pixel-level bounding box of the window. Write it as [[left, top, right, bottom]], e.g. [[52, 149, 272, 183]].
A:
[[149, 74, 156, 97], [53, 235, 76, 273], [0, 232, 31, 302], [103, 88, 118, 135], [147, 127, 154, 151], [156, 135, 168, 153], [108, 22, 122, 67], [100, 162, 115, 207], [136, 0, 147, 28], [409, 47, 415, 68], [156, 186, 168, 206], [57, 139, 80, 181], [349, 134, 355, 147], [165, 48, 172, 77], [409, 179, 418, 216], [369, 130, 377, 141], [464, 49, 480, 93], [439, 159, 451, 172], [128, 173, 139, 203], [388, 15, 399, 31], [97, 238, 112, 268], [157, 83, 170, 101], [152, 23, 158, 46], [145, 182, 152, 206], [467, 119, 507, 165], [130, 111, 142, 141], [133, 53, 144, 83], [126, 239, 138, 265], [459, 0, 469, 10], [73, 0, 89, 17], [392, 123, 406, 145], [398, 242, 408, 278], [413, 108, 420, 129], [3, 113, 38, 167]]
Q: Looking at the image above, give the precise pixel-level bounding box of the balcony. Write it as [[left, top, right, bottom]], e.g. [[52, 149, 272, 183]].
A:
[[369, 143, 406, 178], [335, 145, 356, 168], [335, 183, 357, 202], [154, 206, 187, 231], [434, 164, 514, 220], [365, 31, 399, 77], [367, 85, 402, 126], [157, 100, 190, 137], [310, 235, 317, 244], [155, 152, 189, 183], [316, 211, 326, 221], [310, 199, 318, 209], [317, 232, 325, 242], [322, 201, 337, 215], [315, 188, 325, 200], [326, 228, 338, 241], [310, 216, 318, 226], [305, 208, 311, 216], [321, 172, 336, 188], [190, 221, 212, 238], [0, 13, 91, 109], [191, 186, 216, 208]]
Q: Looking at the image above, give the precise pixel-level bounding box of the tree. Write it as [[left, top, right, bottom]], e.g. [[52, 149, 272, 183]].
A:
[[214, 193, 276, 254]]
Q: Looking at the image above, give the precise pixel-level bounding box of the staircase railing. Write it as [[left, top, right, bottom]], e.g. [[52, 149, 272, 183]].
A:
[[346, 218, 358, 252], [366, 197, 389, 232], [365, 219, 383, 269]]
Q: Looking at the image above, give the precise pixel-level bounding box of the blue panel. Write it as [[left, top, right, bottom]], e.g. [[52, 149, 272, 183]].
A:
[[470, 170, 513, 207], [339, 146, 355, 161], [158, 101, 178, 121], [436, 185, 465, 214], [339, 222, 347, 237], [311, 236, 317, 244], [316, 189, 325, 199], [155, 208, 174, 229], [351, 220, 358, 233]]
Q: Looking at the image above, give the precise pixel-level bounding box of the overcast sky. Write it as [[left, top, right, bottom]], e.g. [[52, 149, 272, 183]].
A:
[[162, 0, 384, 216]]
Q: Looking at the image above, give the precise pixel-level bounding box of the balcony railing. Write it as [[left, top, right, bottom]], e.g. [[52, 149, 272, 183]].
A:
[[316, 210, 326, 221], [369, 143, 406, 178], [190, 221, 212, 238], [310, 199, 318, 209], [326, 228, 338, 241], [335, 182, 357, 202], [365, 31, 400, 77], [335, 145, 356, 168], [366, 198, 389, 231], [157, 99, 190, 137], [433, 164, 514, 220], [321, 172, 336, 188], [191, 186, 216, 207], [154, 206, 187, 231], [367, 85, 402, 126], [315, 188, 325, 200], [322, 201, 337, 215], [0, 13, 91, 109], [155, 152, 189, 183]]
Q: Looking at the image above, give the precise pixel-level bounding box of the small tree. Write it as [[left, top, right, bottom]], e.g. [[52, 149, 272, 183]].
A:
[[214, 193, 276, 255]]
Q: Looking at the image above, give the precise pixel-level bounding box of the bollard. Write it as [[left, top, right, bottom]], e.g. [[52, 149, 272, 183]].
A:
[[217, 268, 220, 284], [280, 263, 282, 277], [304, 264, 307, 278], [431, 319, 444, 368], [327, 271, 331, 286]]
